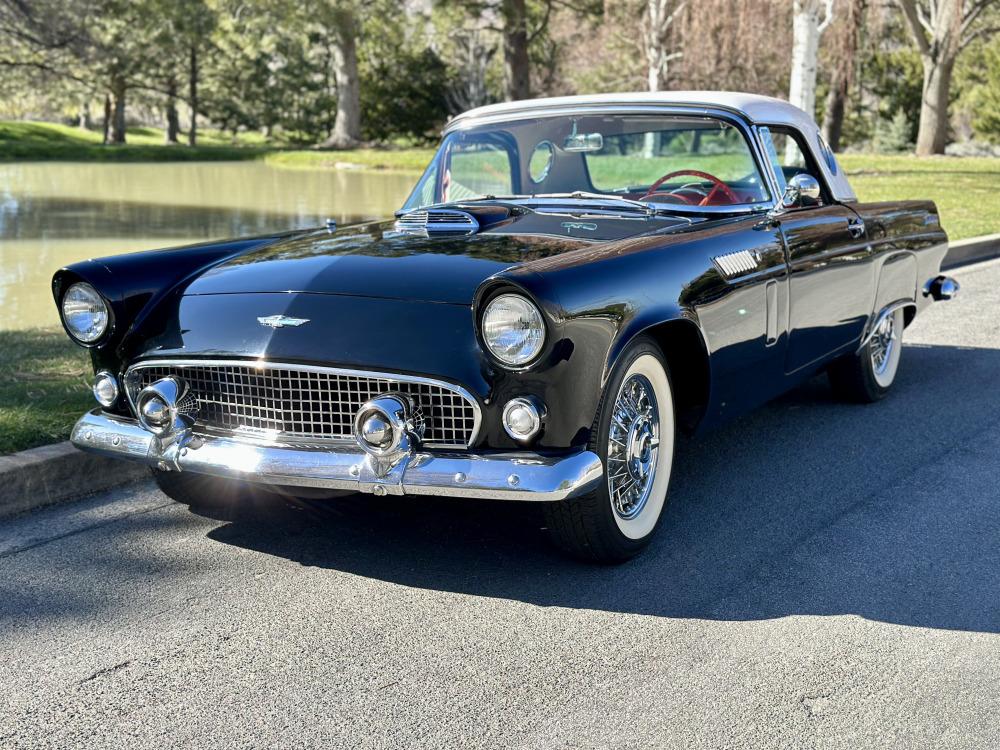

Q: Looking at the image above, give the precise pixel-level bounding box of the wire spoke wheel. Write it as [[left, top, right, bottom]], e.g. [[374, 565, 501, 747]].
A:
[[870, 308, 903, 389], [607, 373, 660, 521], [870, 314, 896, 375]]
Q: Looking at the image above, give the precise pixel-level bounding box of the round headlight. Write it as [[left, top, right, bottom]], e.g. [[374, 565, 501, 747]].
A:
[[61, 283, 109, 343], [481, 294, 545, 366]]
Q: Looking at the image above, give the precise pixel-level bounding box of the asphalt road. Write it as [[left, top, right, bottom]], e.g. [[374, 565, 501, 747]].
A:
[[3, 259, 1000, 749]]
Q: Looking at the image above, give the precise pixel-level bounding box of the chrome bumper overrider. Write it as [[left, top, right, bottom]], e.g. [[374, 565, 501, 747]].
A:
[[71, 410, 603, 502]]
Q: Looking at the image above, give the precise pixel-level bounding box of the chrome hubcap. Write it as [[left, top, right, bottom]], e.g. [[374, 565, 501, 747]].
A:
[[607, 374, 659, 520], [870, 313, 897, 375]]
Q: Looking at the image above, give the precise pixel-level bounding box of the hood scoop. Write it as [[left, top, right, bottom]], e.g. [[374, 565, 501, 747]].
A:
[[393, 208, 479, 236]]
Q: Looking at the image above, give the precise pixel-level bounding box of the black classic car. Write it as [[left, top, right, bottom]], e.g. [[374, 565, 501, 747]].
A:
[[56, 92, 959, 562]]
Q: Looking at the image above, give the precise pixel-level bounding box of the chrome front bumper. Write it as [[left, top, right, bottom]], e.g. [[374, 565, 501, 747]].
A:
[[71, 410, 603, 502]]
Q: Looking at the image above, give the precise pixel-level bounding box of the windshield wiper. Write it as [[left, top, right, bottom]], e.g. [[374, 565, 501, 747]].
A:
[[531, 191, 656, 215]]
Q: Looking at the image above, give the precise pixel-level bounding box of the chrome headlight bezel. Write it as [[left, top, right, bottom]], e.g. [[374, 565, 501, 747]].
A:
[[60, 282, 111, 345], [479, 293, 547, 368]]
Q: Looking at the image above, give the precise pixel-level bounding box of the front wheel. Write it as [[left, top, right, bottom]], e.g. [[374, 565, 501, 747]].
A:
[[544, 337, 676, 563], [828, 307, 905, 403]]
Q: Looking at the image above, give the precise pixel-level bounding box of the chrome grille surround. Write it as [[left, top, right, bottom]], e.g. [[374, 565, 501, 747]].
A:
[[124, 360, 481, 449]]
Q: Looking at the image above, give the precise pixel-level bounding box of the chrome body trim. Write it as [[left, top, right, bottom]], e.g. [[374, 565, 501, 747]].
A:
[[713, 249, 760, 278], [123, 359, 483, 448], [71, 410, 603, 502], [857, 300, 914, 353]]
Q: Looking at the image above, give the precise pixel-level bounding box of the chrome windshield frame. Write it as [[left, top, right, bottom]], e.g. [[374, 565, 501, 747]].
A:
[[407, 104, 782, 216]]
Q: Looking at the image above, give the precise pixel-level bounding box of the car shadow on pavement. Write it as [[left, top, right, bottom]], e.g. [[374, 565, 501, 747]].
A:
[[198, 343, 1000, 633]]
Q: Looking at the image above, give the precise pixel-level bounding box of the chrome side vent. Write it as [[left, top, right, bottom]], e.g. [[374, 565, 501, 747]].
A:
[[713, 250, 759, 278], [394, 209, 479, 235]]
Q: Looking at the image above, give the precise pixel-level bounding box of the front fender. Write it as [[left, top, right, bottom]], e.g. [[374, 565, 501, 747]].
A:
[[52, 231, 303, 371]]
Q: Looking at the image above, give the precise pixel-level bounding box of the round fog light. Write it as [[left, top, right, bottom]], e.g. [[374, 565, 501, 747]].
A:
[[93, 371, 119, 408], [502, 397, 544, 443]]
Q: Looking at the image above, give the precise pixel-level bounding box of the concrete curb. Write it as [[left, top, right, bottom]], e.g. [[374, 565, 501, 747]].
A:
[[943, 233, 1000, 270], [0, 442, 148, 520], [1, 231, 998, 521]]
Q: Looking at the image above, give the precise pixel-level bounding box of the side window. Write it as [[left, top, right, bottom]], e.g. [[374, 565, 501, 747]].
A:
[[444, 142, 514, 202], [758, 125, 827, 203]]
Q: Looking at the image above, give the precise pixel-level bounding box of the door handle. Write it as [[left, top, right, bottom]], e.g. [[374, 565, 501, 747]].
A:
[[847, 218, 865, 239]]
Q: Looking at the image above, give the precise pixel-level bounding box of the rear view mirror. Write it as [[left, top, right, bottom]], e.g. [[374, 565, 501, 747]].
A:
[[563, 132, 603, 153]]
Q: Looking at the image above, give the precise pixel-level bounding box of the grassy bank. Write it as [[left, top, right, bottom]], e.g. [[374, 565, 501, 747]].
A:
[[263, 148, 433, 173], [0, 121, 269, 162], [0, 120, 431, 171], [0, 329, 92, 455], [840, 153, 1000, 241]]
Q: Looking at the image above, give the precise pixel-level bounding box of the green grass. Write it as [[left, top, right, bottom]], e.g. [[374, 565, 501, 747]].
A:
[[0, 120, 272, 162], [839, 153, 1000, 241], [0, 329, 92, 455], [0, 120, 433, 171], [263, 148, 434, 173]]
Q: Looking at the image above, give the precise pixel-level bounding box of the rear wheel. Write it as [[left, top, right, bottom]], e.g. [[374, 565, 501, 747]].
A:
[[544, 337, 675, 563], [828, 307, 905, 403]]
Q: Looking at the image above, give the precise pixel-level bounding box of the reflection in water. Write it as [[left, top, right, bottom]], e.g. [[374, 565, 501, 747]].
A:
[[0, 161, 414, 330]]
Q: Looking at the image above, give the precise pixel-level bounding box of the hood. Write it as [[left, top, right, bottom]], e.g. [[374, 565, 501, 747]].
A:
[[182, 211, 677, 304]]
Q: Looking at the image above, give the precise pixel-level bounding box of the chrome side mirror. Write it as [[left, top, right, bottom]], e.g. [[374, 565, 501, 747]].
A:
[[780, 173, 822, 209]]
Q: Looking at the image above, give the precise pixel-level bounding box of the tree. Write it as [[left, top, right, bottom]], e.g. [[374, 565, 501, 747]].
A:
[[821, 0, 864, 150], [959, 34, 1000, 142], [642, 0, 685, 92], [320, 2, 362, 148], [896, 0, 1000, 155], [446, 0, 599, 102], [788, 0, 836, 118]]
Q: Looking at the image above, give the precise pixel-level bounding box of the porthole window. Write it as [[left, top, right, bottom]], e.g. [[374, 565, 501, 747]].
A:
[[529, 140, 554, 184]]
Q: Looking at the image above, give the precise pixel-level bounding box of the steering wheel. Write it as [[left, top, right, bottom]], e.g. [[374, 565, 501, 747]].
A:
[[639, 169, 740, 206]]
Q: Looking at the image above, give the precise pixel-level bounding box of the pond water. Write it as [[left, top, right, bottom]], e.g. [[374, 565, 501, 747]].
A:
[[0, 161, 415, 330]]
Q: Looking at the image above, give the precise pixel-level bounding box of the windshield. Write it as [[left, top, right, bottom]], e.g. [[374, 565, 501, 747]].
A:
[[403, 113, 771, 211]]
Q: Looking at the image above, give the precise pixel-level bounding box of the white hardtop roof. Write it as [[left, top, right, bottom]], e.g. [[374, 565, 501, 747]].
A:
[[448, 91, 816, 131], [447, 91, 857, 203]]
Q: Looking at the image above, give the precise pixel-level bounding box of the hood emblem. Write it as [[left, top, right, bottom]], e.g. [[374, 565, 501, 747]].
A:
[[257, 315, 310, 329], [561, 221, 597, 233]]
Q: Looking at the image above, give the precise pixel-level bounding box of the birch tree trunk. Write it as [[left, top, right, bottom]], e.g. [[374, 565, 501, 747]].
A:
[[642, 0, 685, 155], [787, 0, 835, 118]]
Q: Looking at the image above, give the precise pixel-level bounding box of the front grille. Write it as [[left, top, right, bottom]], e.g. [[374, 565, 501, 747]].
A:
[[125, 361, 479, 448]]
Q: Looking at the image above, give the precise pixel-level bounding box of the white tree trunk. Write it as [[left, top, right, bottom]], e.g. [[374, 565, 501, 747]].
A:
[[787, 0, 835, 117], [642, 0, 684, 156]]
